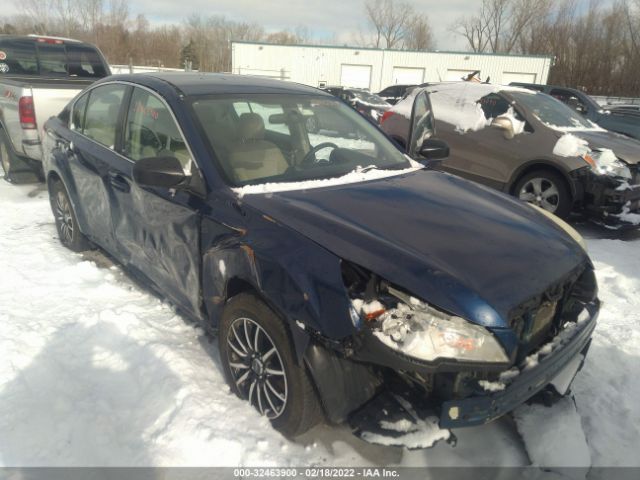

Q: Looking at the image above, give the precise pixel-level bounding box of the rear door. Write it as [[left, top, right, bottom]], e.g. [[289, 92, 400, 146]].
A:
[[63, 83, 129, 252], [110, 85, 203, 317]]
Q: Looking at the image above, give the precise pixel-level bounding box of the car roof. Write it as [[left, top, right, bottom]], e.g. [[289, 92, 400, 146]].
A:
[[101, 72, 329, 97]]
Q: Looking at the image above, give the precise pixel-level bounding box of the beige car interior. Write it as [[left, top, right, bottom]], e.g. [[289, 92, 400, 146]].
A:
[[227, 113, 289, 182]]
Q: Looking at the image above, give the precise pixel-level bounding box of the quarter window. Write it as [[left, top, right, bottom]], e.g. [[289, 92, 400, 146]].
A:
[[71, 93, 89, 131], [124, 88, 191, 168], [83, 84, 127, 148]]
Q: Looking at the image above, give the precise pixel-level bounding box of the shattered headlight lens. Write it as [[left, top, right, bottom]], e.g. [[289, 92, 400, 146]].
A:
[[363, 299, 509, 364], [583, 149, 632, 179]]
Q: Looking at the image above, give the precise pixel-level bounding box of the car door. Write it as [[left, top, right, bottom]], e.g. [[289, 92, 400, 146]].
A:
[[63, 83, 129, 253], [432, 92, 532, 189], [111, 85, 203, 317]]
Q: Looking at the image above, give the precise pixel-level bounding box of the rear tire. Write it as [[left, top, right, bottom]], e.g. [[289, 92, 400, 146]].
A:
[[0, 129, 17, 182], [49, 179, 90, 252], [219, 293, 322, 437], [514, 169, 572, 219], [0, 128, 42, 183]]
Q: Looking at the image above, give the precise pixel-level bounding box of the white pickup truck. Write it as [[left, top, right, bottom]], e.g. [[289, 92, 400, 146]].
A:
[[0, 34, 111, 182]]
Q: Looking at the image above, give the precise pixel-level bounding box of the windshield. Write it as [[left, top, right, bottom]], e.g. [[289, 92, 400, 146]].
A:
[[509, 91, 596, 130], [191, 94, 411, 187]]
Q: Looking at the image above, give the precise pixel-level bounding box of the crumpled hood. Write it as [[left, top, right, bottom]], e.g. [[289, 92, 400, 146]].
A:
[[241, 170, 588, 328], [573, 130, 640, 165]]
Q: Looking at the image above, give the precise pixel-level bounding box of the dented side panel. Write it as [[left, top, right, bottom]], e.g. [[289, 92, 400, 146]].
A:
[[200, 201, 356, 342]]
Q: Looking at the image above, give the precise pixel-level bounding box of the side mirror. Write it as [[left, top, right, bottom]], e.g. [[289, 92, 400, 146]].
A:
[[133, 156, 187, 188], [418, 138, 449, 163], [492, 116, 515, 139]]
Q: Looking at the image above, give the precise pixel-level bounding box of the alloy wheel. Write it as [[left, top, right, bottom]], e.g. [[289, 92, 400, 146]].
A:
[[226, 317, 288, 419], [518, 177, 560, 213], [54, 190, 74, 244]]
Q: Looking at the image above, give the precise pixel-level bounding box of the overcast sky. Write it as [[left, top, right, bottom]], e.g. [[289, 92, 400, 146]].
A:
[[7, 0, 610, 51]]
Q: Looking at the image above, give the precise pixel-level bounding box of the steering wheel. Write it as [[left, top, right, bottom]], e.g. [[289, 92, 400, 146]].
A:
[[301, 142, 339, 165]]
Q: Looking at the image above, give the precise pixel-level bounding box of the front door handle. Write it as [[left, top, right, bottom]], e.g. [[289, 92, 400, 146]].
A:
[[108, 172, 130, 193]]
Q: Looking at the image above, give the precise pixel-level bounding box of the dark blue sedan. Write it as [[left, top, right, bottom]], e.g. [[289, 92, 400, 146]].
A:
[[42, 73, 599, 442]]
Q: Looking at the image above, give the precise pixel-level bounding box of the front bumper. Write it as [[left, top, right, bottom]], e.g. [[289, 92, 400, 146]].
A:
[[579, 169, 640, 229], [439, 301, 598, 428]]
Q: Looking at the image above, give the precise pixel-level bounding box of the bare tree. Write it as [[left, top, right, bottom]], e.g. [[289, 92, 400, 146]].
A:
[[364, 0, 414, 49], [452, 0, 553, 53], [405, 16, 435, 50]]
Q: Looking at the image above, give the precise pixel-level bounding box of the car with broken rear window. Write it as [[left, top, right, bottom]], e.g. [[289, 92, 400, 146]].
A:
[[380, 82, 640, 229], [42, 73, 599, 446]]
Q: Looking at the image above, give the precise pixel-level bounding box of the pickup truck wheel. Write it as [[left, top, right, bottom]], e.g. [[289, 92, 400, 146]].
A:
[[0, 129, 17, 181], [514, 170, 572, 219], [219, 293, 322, 437], [49, 180, 90, 252]]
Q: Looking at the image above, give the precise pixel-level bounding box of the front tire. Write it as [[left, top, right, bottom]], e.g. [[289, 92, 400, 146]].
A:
[[514, 170, 572, 219], [49, 179, 90, 252], [219, 293, 322, 437]]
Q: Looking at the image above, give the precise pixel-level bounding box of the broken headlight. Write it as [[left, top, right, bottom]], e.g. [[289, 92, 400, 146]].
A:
[[583, 149, 632, 180], [355, 288, 509, 364]]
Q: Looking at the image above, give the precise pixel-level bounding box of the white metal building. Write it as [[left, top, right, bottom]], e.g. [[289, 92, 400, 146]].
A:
[[231, 41, 553, 92]]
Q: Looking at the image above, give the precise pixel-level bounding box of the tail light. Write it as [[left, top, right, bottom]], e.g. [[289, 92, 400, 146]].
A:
[[19, 96, 37, 129], [36, 38, 64, 44], [380, 110, 395, 124]]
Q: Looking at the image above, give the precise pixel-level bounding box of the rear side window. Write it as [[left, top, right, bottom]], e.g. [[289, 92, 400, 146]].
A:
[[479, 93, 510, 119], [71, 92, 89, 131], [124, 88, 191, 168], [83, 84, 127, 148], [0, 39, 38, 75]]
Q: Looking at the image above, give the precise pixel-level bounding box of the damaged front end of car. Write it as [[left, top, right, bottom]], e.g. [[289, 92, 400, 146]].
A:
[[310, 260, 600, 447], [574, 151, 640, 229]]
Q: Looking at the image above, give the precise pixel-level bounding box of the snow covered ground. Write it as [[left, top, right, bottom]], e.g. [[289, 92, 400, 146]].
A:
[[1, 179, 639, 468]]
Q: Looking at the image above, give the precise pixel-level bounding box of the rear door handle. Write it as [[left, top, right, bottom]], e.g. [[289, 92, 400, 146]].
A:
[[108, 172, 130, 193]]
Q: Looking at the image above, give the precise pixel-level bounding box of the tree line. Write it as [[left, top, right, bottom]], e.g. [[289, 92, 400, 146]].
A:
[[453, 0, 640, 96], [1, 0, 639, 96]]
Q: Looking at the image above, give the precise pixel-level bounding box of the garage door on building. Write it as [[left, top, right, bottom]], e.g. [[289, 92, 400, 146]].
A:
[[392, 67, 424, 85], [340, 64, 372, 89], [502, 72, 537, 84]]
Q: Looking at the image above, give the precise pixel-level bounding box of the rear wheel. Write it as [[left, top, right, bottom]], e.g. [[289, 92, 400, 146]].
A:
[[0, 129, 17, 181], [0, 129, 42, 183], [514, 170, 572, 219], [219, 293, 322, 437], [49, 180, 90, 252]]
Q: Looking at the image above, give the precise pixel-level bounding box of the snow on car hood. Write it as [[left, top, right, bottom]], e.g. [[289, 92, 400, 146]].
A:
[[241, 170, 589, 328], [570, 130, 640, 165]]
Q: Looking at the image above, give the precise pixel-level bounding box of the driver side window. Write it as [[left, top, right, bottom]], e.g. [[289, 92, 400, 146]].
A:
[[124, 87, 191, 169]]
